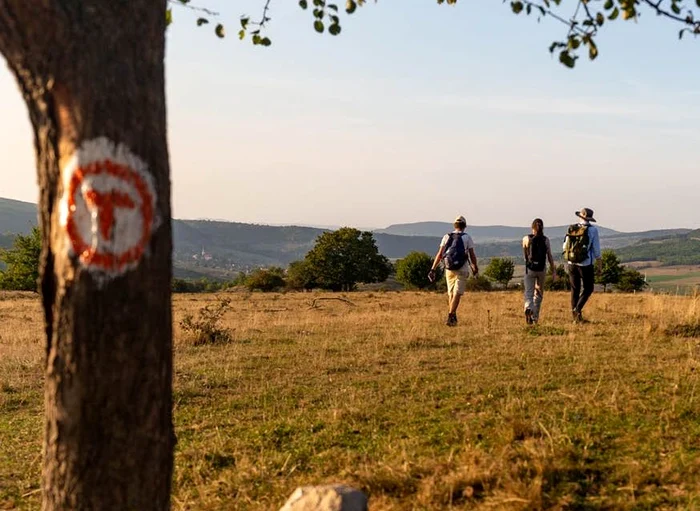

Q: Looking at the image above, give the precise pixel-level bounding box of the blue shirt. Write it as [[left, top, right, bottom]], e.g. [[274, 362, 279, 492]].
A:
[[569, 222, 601, 266]]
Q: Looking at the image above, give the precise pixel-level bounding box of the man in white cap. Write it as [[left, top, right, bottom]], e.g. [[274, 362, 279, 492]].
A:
[[564, 207, 602, 322], [428, 215, 479, 326]]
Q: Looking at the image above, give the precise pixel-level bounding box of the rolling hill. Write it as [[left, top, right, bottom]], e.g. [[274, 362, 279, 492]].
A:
[[616, 229, 700, 266], [1, 197, 694, 278]]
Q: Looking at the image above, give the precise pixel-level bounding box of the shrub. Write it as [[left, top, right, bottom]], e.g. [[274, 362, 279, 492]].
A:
[[465, 275, 493, 292], [245, 267, 286, 292], [180, 297, 233, 346], [484, 258, 515, 289], [615, 267, 647, 293], [0, 227, 41, 292], [395, 251, 437, 290], [545, 264, 570, 291], [286, 260, 317, 291]]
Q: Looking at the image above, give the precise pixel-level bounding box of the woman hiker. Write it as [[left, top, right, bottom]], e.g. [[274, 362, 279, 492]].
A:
[[522, 218, 557, 325]]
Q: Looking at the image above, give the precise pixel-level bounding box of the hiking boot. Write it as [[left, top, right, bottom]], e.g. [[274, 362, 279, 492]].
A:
[[525, 308, 533, 325], [446, 313, 458, 327], [572, 309, 583, 323]]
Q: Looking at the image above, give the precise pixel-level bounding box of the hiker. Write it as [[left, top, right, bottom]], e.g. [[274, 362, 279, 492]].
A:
[[522, 218, 557, 325], [563, 208, 602, 323], [428, 215, 478, 327]]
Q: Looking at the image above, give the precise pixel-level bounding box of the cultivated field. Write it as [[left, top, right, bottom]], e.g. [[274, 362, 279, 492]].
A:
[[1, 290, 700, 510]]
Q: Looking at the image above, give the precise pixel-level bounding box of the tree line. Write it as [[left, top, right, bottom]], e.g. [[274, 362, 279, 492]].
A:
[[0, 228, 648, 294]]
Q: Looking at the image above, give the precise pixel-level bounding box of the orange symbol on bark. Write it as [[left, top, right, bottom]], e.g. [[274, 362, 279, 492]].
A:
[[66, 160, 154, 272]]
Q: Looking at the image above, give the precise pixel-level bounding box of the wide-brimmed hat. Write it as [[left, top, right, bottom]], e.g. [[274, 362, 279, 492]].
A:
[[454, 215, 467, 225], [575, 208, 596, 223]]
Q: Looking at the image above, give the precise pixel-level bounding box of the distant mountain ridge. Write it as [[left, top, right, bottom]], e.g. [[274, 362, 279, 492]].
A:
[[1, 197, 693, 278]]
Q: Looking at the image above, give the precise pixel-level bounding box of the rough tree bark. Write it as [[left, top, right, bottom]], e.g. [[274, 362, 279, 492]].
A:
[[0, 2, 174, 509]]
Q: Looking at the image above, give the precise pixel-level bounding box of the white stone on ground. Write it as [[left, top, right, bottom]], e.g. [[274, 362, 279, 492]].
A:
[[279, 485, 368, 511]]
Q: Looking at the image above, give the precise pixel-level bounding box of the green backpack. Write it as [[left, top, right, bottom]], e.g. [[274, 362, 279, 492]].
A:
[[563, 224, 590, 264]]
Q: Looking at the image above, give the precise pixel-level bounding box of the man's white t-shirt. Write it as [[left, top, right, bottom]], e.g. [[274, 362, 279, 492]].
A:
[[440, 230, 474, 273]]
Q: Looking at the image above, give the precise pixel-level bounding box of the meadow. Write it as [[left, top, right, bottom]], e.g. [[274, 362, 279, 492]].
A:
[[1, 290, 700, 510]]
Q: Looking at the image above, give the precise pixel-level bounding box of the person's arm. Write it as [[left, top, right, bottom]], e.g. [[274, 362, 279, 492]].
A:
[[546, 239, 557, 279], [468, 248, 478, 277], [522, 236, 529, 263], [592, 227, 602, 271], [430, 246, 445, 272]]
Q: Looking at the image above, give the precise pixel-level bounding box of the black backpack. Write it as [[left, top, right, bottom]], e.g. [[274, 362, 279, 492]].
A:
[[443, 233, 468, 270], [526, 234, 547, 272]]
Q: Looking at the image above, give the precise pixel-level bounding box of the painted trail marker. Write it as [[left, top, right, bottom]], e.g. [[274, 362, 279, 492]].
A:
[[58, 138, 158, 279]]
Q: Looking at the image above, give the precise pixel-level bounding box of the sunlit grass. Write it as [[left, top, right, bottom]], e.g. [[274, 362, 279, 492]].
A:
[[2, 290, 700, 509]]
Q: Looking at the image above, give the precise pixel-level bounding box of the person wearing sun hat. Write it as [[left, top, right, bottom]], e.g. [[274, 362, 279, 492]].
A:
[[564, 207, 602, 323], [428, 215, 479, 327]]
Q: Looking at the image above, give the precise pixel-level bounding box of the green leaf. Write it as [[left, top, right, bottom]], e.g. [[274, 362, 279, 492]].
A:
[[559, 50, 576, 68], [589, 41, 599, 60], [327, 3, 339, 11], [314, 8, 324, 18], [166, 8, 173, 26], [240, 17, 249, 29], [215, 24, 225, 38], [299, 0, 309, 8], [511, 1, 524, 14], [329, 23, 341, 35], [697, 0, 700, 8], [314, 20, 325, 32], [609, 7, 619, 19], [604, 0, 613, 8], [346, 0, 357, 14], [261, 37, 272, 46], [596, 12, 605, 25], [252, 34, 262, 44], [238, 29, 245, 40], [671, 2, 681, 14], [197, 18, 209, 26]]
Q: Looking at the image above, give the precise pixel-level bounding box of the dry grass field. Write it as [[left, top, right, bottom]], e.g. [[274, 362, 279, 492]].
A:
[[2, 290, 700, 510]]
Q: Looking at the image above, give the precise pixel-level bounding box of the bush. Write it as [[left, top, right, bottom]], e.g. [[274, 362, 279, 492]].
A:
[[395, 251, 437, 290], [286, 260, 317, 291], [465, 275, 493, 292], [245, 267, 286, 292], [484, 258, 515, 289], [180, 297, 233, 346], [615, 267, 647, 293], [172, 278, 224, 293], [0, 227, 41, 292], [545, 264, 570, 291]]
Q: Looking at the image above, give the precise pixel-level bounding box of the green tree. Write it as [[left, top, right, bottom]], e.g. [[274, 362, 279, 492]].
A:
[[616, 267, 648, 293], [0, 227, 41, 292], [245, 267, 286, 291], [395, 251, 436, 290], [484, 257, 515, 289], [286, 260, 317, 291], [304, 227, 390, 291], [597, 249, 623, 292]]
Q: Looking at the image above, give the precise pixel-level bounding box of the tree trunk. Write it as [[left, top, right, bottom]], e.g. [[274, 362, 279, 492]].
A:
[[0, 2, 173, 509]]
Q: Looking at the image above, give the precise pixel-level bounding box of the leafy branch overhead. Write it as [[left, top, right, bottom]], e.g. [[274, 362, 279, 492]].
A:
[[170, 0, 699, 67]]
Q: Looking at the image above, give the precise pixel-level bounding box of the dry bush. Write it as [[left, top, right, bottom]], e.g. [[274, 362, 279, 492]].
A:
[[179, 296, 233, 346]]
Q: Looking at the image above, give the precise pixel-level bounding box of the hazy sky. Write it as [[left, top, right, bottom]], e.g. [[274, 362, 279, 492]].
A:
[[1, 1, 698, 232]]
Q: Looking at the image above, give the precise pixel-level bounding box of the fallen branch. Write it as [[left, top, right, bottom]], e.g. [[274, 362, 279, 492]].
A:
[[308, 297, 356, 309]]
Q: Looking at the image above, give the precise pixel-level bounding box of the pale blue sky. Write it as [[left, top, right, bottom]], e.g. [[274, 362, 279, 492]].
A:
[[1, 1, 698, 231]]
